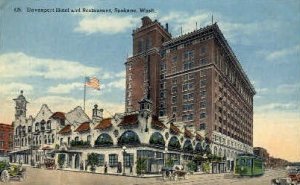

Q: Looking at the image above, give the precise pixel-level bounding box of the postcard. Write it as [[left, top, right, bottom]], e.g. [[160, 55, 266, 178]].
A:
[[0, 0, 299, 185]]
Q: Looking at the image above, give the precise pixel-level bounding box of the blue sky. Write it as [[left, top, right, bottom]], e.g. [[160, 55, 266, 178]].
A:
[[0, 0, 299, 161]]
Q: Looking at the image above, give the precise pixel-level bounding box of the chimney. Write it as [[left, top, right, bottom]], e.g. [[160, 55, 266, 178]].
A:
[[92, 104, 103, 122], [165, 23, 169, 32], [141, 16, 152, 26]]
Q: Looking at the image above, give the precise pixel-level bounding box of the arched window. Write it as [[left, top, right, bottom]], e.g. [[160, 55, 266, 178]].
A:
[[95, 133, 113, 146], [219, 148, 222, 157], [214, 146, 218, 155], [35, 122, 40, 132], [195, 143, 203, 153], [149, 132, 165, 148], [183, 140, 193, 153], [118, 131, 140, 146], [168, 136, 181, 151], [47, 120, 51, 129], [41, 120, 46, 131]]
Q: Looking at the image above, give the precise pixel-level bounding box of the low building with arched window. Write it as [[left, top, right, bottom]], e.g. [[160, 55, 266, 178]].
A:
[[53, 98, 210, 175]]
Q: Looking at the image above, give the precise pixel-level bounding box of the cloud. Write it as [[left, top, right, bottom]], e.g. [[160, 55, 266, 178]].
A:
[[255, 102, 300, 112], [0, 82, 33, 96], [265, 44, 300, 61], [48, 82, 83, 94], [255, 87, 268, 95], [276, 83, 300, 94], [160, 10, 282, 45], [160, 10, 212, 35], [106, 78, 125, 89], [74, 15, 139, 34], [0, 52, 102, 80]]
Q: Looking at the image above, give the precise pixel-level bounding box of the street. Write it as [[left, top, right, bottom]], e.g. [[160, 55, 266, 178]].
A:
[[5, 167, 288, 185]]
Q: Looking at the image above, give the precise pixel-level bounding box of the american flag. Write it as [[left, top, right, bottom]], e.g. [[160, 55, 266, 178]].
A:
[[85, 77, 100, 90]]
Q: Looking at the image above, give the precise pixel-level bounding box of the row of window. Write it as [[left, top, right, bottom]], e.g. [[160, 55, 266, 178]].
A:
[[171, 47, 207, 63]]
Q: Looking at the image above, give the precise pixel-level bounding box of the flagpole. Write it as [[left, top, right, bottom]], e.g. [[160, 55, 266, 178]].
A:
[[84, 77, 87, 112]]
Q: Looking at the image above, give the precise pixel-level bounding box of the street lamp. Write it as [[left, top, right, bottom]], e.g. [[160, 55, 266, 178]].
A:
[[122, 146, 127, 176]]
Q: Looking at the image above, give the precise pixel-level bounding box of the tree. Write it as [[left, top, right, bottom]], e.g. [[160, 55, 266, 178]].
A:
[[165, 157, 175, 168], [186, 161, 197, 172], [202, 161, 210, 173], [87, 153, 99, 172], [58, 154, 65, 168], [136, 157, 147, 175]]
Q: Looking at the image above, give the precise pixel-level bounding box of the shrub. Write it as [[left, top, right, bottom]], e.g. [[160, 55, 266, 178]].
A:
[[136, 157, 147, 175], [87, 153, 100, 172], [187, 161, 197, 172], [165, 157, 175, 168], [202, 161, 210, 173]]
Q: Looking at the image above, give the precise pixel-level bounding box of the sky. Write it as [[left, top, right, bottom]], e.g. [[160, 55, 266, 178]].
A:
[[0, 0, 299, 162]]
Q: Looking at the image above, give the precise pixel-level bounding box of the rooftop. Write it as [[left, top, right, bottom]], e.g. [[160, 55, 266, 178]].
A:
[[75, 122, 90, 133], [94, 118, 112, 130], [118, 114, 139, 127], [58, 125, 72, 135]]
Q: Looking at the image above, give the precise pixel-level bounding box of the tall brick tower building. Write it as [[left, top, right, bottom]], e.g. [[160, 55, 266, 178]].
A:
[[125, 17, 171, 114], [126, 17, 255, 152]]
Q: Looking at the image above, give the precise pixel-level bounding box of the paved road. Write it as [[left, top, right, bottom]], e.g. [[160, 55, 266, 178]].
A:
[[5, 167, 287, 185]]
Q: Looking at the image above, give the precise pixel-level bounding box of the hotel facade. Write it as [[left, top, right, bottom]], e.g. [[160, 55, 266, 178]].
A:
[[11, 16, 254, 175], [125, 17, 255, 171]]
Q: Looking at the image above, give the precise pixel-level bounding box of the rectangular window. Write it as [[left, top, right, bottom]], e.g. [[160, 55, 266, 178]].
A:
[[172, 96, 177, 104], [171, 86, 177, 94], [199, 123, 206, 130], [200, 46, 207, 55], [98, 154, 105, 166], [183, 74, 188, 81], [124, 153, 134, 167], [172, 78, 177, 84], [200, 101, 206, 108], [183, 61, 194, 70], [200, 89, 206, 97], [200, 80, 207, 87], [160, 92, 165, 98], [109, 154, 118, 167], [183, 104, 194, 111], [183, 82, 194, 91], [183, 93, 194, 102], [200, 58, 208, 65], [188, 50, 194, 59], [172, 56, 177, 63], [182, 83, 188, 91], [172, 66, 177, 73], [189, 73, 194, 80], [182, 114, 194, 121], [200, 69, 208, 77], [200, 112, 206, 119], [172, 106, 177, 113]]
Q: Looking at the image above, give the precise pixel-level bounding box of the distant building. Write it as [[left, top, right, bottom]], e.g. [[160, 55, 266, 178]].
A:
[[253, 147, 289, 168], [0, 123, 13, 156], [254, 147, 270, 166]]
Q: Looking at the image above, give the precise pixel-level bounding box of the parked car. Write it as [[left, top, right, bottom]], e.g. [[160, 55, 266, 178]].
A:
[[0, 161, 26, 182], [288, 168, 300, 183]]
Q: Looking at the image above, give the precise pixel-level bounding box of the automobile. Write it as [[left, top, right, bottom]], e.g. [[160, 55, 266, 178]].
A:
[[271, 177, 293, 185], [288, 168, 300, 183], [0, 161, 26, 182]]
